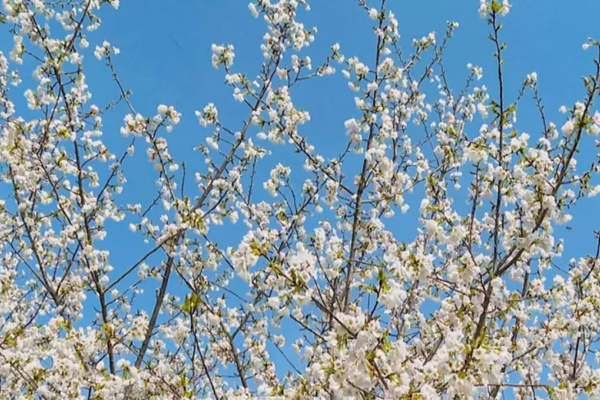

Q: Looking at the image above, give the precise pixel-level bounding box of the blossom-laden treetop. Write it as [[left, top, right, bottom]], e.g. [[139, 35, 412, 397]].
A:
[[1, 0, 600, 399]]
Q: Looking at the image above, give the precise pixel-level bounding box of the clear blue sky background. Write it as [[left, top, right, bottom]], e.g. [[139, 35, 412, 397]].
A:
[[4, 0, 600, 395], [85, 0, 600, 264]]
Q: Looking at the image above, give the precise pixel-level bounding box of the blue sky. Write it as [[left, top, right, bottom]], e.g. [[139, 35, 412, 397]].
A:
[[87, 0, 600, 249], [83, 0, 600, 294]]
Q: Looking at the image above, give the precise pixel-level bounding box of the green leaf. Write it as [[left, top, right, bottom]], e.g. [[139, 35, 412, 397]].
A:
[[182, 295, 191, 314]]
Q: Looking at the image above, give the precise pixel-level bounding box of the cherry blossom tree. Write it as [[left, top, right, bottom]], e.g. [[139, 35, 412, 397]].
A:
[[2, 0, 600, 399]]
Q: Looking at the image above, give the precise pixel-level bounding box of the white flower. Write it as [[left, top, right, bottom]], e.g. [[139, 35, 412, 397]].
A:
[[477, 103, 488, 119], [561, 119, 575, 136], [499, 0, 511, 16], [233, 88, 245, 102], [211, 44, 235, 69], [478, 0, 489, 18], [355, 62, 369, 78], [268, 296, 280, 309], [589, 185, 600, 197], [94, 45, 104, 60], [196, 103, 219, 126], [248, 2, 259, 18]]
